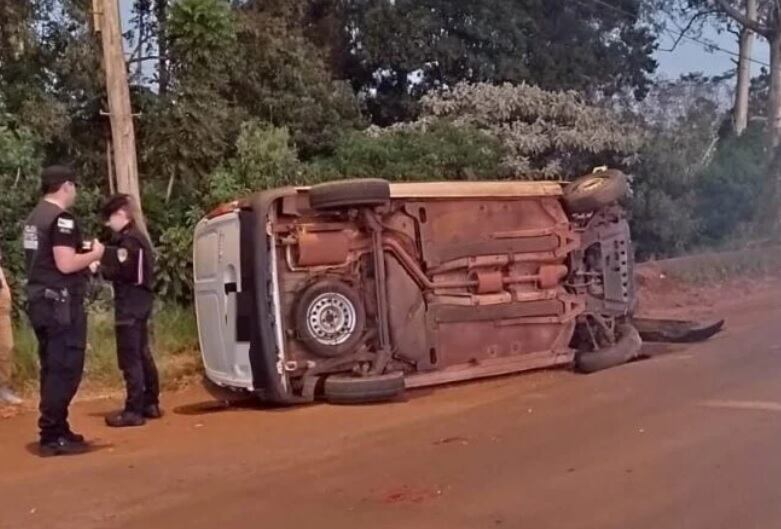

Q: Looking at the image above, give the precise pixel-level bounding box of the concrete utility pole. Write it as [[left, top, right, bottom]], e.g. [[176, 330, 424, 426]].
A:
[[93, 0, 142, 208]]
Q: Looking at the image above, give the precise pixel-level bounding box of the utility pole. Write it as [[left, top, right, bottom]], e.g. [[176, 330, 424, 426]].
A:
[[93, 0, 142, 209]]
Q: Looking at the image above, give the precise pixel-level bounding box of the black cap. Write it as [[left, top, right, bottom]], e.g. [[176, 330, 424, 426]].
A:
[[100, 193, 132, 220], [41, 165, 77, 194]]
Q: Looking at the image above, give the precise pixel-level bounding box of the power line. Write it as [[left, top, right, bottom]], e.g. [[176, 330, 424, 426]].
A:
[[573, 0, 770, 68]]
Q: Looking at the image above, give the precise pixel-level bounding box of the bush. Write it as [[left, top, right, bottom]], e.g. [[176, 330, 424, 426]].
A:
[[631, 91, 724, 259], [0, 116, 43, 309], [695, 125, 766, 244], [207, 120, 301, 205], [632, 119, 767, 259], [416, 82, 643, 178], [12, 304, 200, 391], [311, 121, 505, 181]]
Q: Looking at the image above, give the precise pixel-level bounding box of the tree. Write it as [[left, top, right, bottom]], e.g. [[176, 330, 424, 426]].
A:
[[651, 1, 756, 133], [631, 76, 727, 256], [381, 82, 643, 179], [313, 0, 658, 125], [707, 0, 781, 231], [710, 1, 778, 142], [140, 0, 238, 201], [138, 0, 365, 202], [0, 100, 42, 302], [226, 2, 364, 158]]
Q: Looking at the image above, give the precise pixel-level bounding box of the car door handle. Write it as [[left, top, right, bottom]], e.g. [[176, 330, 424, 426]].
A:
[[224, 282, 238, 294]]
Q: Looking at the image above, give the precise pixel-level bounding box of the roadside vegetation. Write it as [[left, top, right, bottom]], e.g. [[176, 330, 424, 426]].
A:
[[11, 305, 200, 393], [0, 1, 776, 391]]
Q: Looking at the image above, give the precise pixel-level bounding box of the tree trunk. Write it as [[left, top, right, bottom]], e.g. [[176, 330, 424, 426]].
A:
[[734, 0, 756, 135], [769, 32, 781, 148], [762, 30, 781, 235], [156, 0, 168, 95]]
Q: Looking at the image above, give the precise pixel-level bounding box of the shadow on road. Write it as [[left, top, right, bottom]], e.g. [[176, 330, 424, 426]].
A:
[[172, 398, 306, 415], [24, 441, 115, 457]]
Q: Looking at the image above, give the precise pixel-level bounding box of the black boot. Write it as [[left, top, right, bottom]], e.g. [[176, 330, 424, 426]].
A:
[[39, 437, 90, 457], [64, 430, 86, 444], [105, 411, 146, 428], [143, 404, 163, 419]]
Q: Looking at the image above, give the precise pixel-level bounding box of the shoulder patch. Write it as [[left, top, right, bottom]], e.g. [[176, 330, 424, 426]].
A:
[[23, 225, 38, 250], [57, 217, 75, 230]]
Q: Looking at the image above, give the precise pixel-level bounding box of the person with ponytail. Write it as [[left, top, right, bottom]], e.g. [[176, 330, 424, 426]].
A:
[[99, 194, 161, 427]]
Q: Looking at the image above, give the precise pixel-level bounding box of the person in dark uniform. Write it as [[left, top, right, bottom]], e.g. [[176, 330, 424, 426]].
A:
[[99, 194, 161, 427], [24, 165, 105, 456]]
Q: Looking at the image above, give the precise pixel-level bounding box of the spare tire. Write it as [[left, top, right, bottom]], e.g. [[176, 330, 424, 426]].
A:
[[309, 179, 391, 210], [295, 280, 366, 357], [563, 169, 629, 213], [324, 371, 405, 404], [575, 323, 642, 374]]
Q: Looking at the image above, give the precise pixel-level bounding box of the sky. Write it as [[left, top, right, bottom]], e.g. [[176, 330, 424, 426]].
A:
[[119, 2, 769, 84], [655, 25, 770, 80]]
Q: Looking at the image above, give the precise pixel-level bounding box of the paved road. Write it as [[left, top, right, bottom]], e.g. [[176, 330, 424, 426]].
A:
[[1, 290, 780, 529]]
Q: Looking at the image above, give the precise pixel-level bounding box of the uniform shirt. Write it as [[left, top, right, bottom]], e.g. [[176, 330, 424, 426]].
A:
[[23, 200, 88, 297], [101, 222, 155, 320]]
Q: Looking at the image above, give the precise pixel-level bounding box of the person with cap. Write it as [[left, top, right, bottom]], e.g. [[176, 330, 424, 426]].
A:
[[99, 193, 161, 427], [0, 253, 22, 405], [23, 165, 105, 456]]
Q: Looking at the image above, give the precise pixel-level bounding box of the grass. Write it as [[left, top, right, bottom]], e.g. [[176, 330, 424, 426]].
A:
[[11, 304, 202, 395], [656, 246, 781, 285]]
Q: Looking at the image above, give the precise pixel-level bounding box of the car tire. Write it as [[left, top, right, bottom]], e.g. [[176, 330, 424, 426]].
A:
[[295, 279, 366, 357], [575, 323, 642, 374], [324, 371, 406, 404], [309, 179, 391, 210], [563, 169, 629, 213]]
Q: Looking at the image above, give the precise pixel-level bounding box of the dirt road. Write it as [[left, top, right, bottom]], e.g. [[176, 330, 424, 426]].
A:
[[1, 283, 781, 529]]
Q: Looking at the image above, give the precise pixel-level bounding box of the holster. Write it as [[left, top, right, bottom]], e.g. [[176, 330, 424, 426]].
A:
[[45, 288, 72, 327]]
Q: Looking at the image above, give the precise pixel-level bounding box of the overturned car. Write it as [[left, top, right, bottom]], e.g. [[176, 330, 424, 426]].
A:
[[193, 170, 645, 404]]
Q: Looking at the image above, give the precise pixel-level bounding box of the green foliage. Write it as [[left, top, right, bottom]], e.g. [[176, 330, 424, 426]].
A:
[[314, 121, 504, 181], [381, 82, 643, 179], [0, 0, 769, 309], [141, 85, 238, 198], [630, 124, 710, 256], [12, 304, 200, 390], [0, 108, 42, 305], [156, 225, 195, 304], [226, 5, 364, 158], [207, 120, 302, 205], [9, 1, 106, 177], [322, 0, 657, 124], [140, 0, 240, 197], [630, 78, 768, 258], [168, 0, 237, 82], [695, 125, 767, 244]]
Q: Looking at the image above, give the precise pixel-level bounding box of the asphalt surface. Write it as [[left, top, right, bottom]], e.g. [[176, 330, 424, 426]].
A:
[[0, 289, 780, 529]]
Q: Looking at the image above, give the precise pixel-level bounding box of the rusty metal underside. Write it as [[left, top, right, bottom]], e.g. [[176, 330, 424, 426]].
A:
[[272, 190, 584, 388]]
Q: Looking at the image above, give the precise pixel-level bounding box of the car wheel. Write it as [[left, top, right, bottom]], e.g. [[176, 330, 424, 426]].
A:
[[295, 279, 366, 357], [575, 323, 642, 374], [324, 371, 405, 404], [563, 169, 629, 213], [309, 178, 391, 210]]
